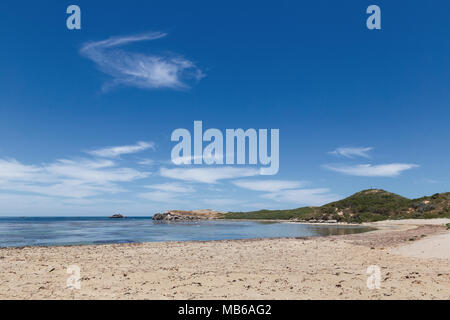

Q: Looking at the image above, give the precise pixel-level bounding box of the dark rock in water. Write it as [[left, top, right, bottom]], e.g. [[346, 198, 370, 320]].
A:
[[152, 213, 166, 220], [109, 214, 125, 219]]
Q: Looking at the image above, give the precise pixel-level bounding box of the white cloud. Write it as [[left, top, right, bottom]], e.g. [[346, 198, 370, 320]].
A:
[[46, 158, 147, 183], [202, 198, 242, 207], [324, 163, 418, 177], [171, 153, 223, 165], [138, 191, 180, 202], [0, 159, 45, 181], [160, 167, 260, 183], [137, 158, 155, 166], [145, 183, 194, 193], [0, 180, 122, 199], [232, 179, 305, 192], [329, 147, 373, 158], [262, 188, 340, 206], [80, 32, 205, 91], [0, 193, 141, 216], [87, 141, 154, 158], [138, 183, 195, 203], [0, 157, 150, 199], [0, 193, 59, 213], [229, 179, 340, 206]]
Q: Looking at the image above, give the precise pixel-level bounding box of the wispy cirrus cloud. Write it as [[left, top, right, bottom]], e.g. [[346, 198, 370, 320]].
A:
[[329, 147, 373, 158], [262, 188, 340, 206], [232, 179, 305, 192], [80, 32, 205, 91], [202, 198, 242, 207], [160, 167, 260, 184], [0, 159, 43, 181], [232, 178, 337, 206], [137, 158, 155, 166], [138, 191, 182, 202], [87, 141, 154, 158], [0, 155, 150, 199], [144, 183, 195, 193], [324, 163, 418, 177], [46, 158, 147, 183], [138, 183, 195, 203]]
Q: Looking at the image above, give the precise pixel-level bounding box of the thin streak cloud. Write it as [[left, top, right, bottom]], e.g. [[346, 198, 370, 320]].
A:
[[160, 167, 260, 184], [80, 32, 205, 91], [324, 163, 418, 177], [232, 180, 305, 192], [329, 147, 373, 158], [87, 141, 154, 158]]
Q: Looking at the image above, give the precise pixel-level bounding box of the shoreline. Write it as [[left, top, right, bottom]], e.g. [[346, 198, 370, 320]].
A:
[[0, 218, 444, 250], [0, 219, 372, 250], [0, 218, 449, 299], [0, 217, 443, 250]]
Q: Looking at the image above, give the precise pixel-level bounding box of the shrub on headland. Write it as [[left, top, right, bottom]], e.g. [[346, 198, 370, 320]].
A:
[[222, 189, 450, 223]]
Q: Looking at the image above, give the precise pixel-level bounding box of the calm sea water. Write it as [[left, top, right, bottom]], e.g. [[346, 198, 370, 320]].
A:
[[0, 217, 371, 247]]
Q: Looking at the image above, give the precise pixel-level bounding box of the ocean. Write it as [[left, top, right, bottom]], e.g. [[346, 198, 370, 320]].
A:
[[0, 217, 372, 247]]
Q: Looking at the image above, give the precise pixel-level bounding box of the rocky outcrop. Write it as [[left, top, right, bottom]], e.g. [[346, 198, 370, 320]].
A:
[[152, 212, 198, 221], [289, 218, 338, 223], [152, 210, 221, 221]]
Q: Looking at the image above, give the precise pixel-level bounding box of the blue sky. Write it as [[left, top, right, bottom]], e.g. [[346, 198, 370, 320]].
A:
[[0, 0, 449, 215]]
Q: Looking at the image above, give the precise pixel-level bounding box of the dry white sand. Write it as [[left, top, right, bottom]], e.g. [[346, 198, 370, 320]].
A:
[[390, 233, 450, 259], [370, 218, 450, 226], [0, 219, 449, 300]]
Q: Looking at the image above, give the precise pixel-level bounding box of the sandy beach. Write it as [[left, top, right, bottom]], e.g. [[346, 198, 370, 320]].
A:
[[0, 219, 449, 300]]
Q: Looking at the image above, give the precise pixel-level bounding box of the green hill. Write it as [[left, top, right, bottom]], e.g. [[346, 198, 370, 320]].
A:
[[222, 207, 317, 220], [221, 189, 450, 223], [412, 192, 450, 218], [319, 189, 412, 222]]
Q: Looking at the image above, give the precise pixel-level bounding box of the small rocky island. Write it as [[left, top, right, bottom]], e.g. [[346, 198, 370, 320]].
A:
[[152, 210, 221, 221], [109, 214, 126, 219]]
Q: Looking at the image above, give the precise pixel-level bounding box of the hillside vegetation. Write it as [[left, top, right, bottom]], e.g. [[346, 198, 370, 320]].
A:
[[222, 207, 316, 220], [222, 189, 450, 223]]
